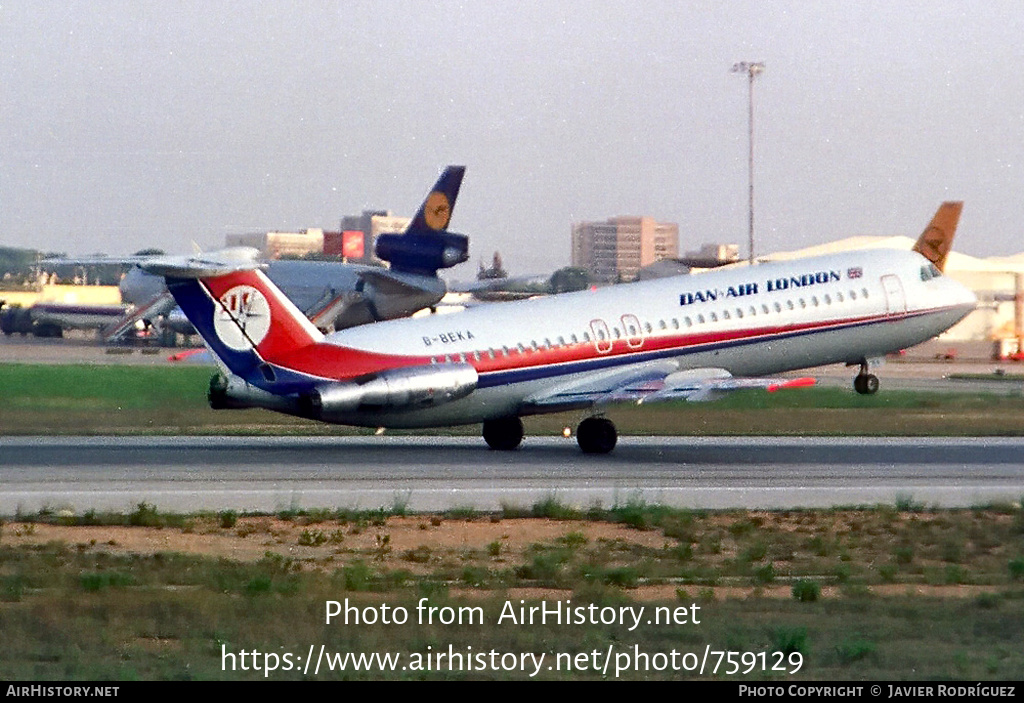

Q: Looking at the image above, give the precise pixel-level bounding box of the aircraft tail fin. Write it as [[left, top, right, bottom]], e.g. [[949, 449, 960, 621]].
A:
[[146, 255, 324, 386], [407, 165, 465, 235], [912, 201, 962, 272], [150, 257, 421, 394], [375, 165, 470, 276]]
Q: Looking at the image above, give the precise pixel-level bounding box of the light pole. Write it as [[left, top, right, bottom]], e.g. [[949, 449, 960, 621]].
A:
[[731, 61, 764, 265]]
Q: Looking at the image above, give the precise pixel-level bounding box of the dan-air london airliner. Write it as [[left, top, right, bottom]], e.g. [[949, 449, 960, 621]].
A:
[[146, 186, 975, 454]]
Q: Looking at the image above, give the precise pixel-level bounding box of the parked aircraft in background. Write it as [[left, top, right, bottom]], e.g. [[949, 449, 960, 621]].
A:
[[146, 202, 975, 453], [909, 200, 960, 272], [29, 166, 469, 342]]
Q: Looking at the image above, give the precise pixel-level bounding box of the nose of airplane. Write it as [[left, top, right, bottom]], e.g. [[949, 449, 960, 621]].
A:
[[953, 277, 977, 307], [943, 275, 977, 319]]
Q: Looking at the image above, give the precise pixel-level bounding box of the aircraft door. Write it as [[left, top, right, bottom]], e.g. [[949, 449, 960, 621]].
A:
[[620, 314, 644, 349], [590, 319, 613, 354], [881, 275, 906, 316]]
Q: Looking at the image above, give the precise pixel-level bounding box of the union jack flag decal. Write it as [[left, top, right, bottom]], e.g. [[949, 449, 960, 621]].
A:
[[847, 267, 863, 279]]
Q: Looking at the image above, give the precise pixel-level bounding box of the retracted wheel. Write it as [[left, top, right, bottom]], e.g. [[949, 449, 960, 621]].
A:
[[576, 416, 618, 454], [483, 416, 524, 450]]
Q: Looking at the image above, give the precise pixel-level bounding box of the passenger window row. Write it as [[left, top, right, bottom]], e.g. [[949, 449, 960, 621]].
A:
[[650, 287, 870, 333], [429, 287, 872, 365]]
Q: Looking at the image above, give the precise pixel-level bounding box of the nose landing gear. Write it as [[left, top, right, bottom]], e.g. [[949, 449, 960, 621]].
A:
[[853, 360, 879, 395]]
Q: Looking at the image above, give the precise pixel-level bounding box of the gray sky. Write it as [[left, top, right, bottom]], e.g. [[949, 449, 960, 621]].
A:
[[3, 1, 1023, 277]]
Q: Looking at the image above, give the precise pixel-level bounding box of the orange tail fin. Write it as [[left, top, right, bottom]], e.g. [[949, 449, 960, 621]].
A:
[[912, 201, 962, 272]]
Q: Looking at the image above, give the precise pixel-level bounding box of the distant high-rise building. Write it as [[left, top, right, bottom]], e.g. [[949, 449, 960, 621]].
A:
[[225, 210, 412, 263], [337, 210, 411, 265], [571, 216, 679, 282], [226, 229, 325, 259]]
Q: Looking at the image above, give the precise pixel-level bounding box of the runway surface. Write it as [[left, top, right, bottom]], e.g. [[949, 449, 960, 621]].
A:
[[2, 435, 1023, 513]]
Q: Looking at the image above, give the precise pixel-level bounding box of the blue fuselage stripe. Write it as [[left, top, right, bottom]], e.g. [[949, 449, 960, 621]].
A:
[[260, 306, 946, 394], [474, 308, 936, 388]]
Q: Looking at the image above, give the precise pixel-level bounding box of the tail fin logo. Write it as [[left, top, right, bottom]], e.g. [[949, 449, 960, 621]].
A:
[[423, 191, 452, 230], [916, 227, 952, 269], [214, 285, 271, 351], [912, 201, 962, 272]]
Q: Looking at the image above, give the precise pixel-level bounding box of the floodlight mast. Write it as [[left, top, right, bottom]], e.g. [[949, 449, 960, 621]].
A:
[[732, 61, 765, 266]]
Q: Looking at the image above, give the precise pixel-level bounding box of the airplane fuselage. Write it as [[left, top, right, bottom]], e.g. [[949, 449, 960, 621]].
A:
[[300, 249, 974, 427]]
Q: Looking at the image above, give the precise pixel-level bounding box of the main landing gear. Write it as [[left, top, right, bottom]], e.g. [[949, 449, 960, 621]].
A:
[[483, 417, 524, 450], [576, 416, 618, 454], [481, 415, 619, 454], [853, 360, 880, 395]]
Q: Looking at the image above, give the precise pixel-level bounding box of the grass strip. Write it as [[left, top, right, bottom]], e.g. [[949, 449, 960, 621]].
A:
[[2, 500, 1023, 680], [4, 363, 1024, 436]]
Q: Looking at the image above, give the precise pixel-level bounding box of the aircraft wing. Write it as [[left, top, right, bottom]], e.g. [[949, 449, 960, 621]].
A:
[[305, 291, 366, 329], [637, 370, 816, 403], [522, 363, 815, 411], [358, 268, 444, 297], [102, 289, 178, 342], [448, 274, 551, 294]]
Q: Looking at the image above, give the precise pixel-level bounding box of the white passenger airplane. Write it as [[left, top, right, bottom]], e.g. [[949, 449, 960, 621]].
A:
[[146, 202, 975, 453]]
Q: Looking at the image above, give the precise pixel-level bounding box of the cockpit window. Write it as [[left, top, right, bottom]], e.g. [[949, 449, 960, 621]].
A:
[[920, 264, 943, 281]]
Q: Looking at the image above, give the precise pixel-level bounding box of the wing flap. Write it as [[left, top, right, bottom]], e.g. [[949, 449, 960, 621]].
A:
[[522, 363, 816, 410], [641, 372, 817, 403], [522, 360, 680, 410]]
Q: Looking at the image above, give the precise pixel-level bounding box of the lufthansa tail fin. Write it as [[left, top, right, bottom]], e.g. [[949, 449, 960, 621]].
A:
[[407, 165, 465, 235], [375, 165, 470, 276], [912, 201, 962, 272]]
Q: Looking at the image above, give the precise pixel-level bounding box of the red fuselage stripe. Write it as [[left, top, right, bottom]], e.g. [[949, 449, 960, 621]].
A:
[[262, 306, 947, 382]]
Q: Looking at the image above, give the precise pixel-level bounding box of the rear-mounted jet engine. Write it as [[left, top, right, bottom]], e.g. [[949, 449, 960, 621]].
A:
[[300, 363, 478, 420]]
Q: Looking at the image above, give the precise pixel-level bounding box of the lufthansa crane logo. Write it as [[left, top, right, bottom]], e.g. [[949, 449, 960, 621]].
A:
[[213, 285, 271, 351], [423, 191, 451, 230]]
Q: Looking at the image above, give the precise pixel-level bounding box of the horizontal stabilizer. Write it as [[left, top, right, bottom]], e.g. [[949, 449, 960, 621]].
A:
[[141, 248, 262, 279], [42, 254, 153, 267]]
